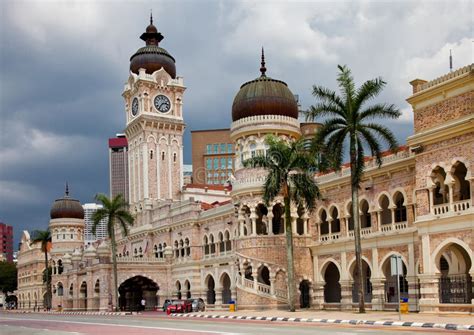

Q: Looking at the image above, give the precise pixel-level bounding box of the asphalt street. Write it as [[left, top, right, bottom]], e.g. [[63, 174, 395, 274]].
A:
[[0, 313, 465, 335]]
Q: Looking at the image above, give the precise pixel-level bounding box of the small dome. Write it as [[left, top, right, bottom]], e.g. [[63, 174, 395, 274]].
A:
[[129, 15, 176, 78], [50, 184, 84, 220], [232, 49, 298, 122]]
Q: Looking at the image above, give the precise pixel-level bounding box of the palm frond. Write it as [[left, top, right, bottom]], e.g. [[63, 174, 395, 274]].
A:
[[337, 65, 355, 107], [363, 123, 399, 152], [311, 85, 346, 110], [354, 77, 386, 111], [358, 103, 401, 121], [358, 127, 383, 167], [304, 102, 345, 121], [290, 173, 319, 212]]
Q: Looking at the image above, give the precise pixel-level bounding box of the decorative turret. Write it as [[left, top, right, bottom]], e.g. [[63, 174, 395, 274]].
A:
[[232, 49, 298, 122], [129, 13, 176, 78]]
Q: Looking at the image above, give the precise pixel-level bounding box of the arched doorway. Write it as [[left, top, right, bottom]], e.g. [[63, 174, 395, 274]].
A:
[[79, 281, 87, 311], [257, 265, 270, 285], [206, 275, 216, 305], [184, 280, 191, 299], [93, 279, 100, 310], [323, 262, 341, 303], [351, 260, 372, 303], [382, 256, 408, 303], [176, 281, 182, 299], [436, 243, 472, 303], [221, 273, 232, 304], [118, 276, 159, 311], [299, 280, 311, 308]]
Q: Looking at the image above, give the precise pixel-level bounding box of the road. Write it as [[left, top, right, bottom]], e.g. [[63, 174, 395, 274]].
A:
[[0, 312, 465, 335]]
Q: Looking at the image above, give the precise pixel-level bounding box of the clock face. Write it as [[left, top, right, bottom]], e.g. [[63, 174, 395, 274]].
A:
[[154, 95, 171, 113], [131, 98, 139, 116]]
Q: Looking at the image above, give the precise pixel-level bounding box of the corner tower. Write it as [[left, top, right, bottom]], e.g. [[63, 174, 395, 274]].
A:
[[123, 15, 186, 211]]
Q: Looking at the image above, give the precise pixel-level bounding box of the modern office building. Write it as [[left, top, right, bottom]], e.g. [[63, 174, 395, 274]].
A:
[[0, 222, 13, 263], [191, 129, 234, 185], [109, 134, 129, 202], [83, 203, 108, 244]]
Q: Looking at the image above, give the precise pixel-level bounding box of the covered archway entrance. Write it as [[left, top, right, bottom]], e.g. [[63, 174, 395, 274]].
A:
[[351, 260, 372, 303], [118, 276, 159, 311], [436, 243, 472, 304], [206, 275, 216, 305], [324, 262, 341, 303], [79, 282, 87, 311], [299, 280, 311, 308], [382, 256, 408, 303]]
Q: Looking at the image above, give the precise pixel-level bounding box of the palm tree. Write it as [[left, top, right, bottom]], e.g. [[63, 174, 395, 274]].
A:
[[244, 135, 320, 312], [92, 193, 134, 312], [305, 65, 400, 312], [32, 229, 52, 310]]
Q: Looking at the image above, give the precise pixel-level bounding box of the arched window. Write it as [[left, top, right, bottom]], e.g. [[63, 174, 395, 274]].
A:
[[360, 200, 371, 228], [320, 210, 329, 235], [330, 207, 340, 233], [209, 234, 215, 254], [179, 239, 184, 257], [57, 282, 64, 296], [185, 238, 190, 256], [153, 245, 158, 258], [203, 236, 209, 255], [379, 195, 391, 225], [224, 231, 231, 251], [218, 232, 225, 253], [150, 150, 153, 160], [174, 240, 179, 258], [249, 142, 257, 158], [394, 192, 407, 222], [57, 259, 63, 274]]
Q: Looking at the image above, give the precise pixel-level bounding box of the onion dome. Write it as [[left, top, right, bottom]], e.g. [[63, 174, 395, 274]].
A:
[[97, 240, 110, 257], [62, 253, 72, 264], [71, 248, 83, 261], [232, 48, 298, 122], [50, 183, 85, 220], [84, 244, 97, 259], [129, 13, 176, 78]]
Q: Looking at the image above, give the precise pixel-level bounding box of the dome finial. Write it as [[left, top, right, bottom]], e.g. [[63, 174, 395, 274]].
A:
[[65, 182, 69, 196], [150, 9, 153, 25], [260, 47, 267, 77]]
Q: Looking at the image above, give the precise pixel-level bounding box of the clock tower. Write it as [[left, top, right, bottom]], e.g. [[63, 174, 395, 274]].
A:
[[123, 15, 185, 211]]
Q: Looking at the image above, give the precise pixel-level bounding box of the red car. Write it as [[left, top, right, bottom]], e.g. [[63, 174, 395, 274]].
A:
[[166, 300, 192, 315]]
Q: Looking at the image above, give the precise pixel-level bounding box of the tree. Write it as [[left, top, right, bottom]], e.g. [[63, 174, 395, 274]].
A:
[[31, 229, 52, 310], [244, 135, 320, 311], [0, 261, 17, 294], [92, 193, 134, 312], [305, 65, 400, 312]]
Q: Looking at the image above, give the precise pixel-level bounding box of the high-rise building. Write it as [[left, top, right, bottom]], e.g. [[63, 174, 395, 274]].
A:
[[109, 134, 129, 203], [191, 129, 234, 185], [0, 222, 13, 263], [83, 203, 108, 244]]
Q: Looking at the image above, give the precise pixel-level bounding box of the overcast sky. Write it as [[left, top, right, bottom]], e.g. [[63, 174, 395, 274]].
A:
[[1, 0, 472, 247]]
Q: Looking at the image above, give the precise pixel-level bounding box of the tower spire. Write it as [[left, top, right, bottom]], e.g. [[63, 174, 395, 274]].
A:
[[260, 47, 266, 77], [449, 49, 453, 72], [150, 9, 153, 25], [65, 182, 69, 196]]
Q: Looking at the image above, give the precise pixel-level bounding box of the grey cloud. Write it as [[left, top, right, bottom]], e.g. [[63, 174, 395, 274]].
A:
[[0, 0, 471, 246]]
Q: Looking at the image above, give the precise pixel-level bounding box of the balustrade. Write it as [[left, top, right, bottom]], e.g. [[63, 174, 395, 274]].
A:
[[319, 232, 341, 242], [433, 203, 449, 215], [453, 199, 470, 212]]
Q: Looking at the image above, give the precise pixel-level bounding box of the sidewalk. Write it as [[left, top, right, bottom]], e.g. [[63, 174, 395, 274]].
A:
[[171, 309, 474, 331]]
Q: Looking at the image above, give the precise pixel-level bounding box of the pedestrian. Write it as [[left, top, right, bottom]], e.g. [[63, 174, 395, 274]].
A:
[[140, 298, 146, 311]]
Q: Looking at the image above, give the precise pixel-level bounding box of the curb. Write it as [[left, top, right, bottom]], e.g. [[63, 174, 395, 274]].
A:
[[4, 311, 131, 316], [170, 313, 474, 331]]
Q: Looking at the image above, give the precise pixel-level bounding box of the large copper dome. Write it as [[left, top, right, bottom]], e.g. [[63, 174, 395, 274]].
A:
[[129, 15, 176, 78], [50, 184, 84, 220], [232, 50, 298, 122]]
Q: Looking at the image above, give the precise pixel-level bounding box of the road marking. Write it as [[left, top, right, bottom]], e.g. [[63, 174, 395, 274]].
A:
[[0, 317, 240, 335]]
